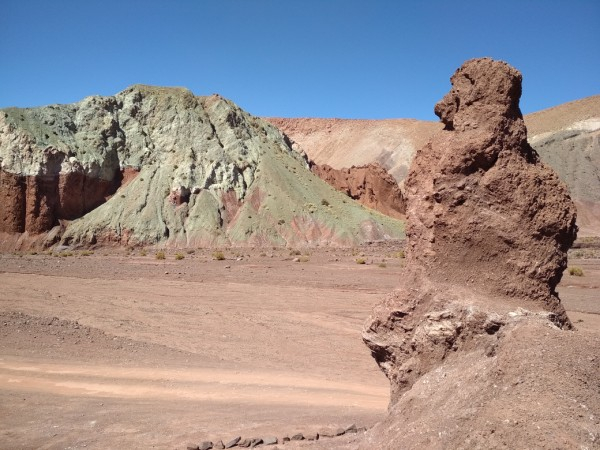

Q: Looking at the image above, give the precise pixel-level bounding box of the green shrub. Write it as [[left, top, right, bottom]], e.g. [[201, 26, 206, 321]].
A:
[[80, 250, 94, 256], [212, 251, 225, 260], [175, 252, 184, 260], [355, 258, 366, 265], [155, 251, 166, 260], [568, 266, 584, 276], [140, 249, 147, 256]]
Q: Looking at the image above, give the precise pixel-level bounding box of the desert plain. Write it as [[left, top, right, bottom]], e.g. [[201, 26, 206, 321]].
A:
[[0, 244, 598, 449]]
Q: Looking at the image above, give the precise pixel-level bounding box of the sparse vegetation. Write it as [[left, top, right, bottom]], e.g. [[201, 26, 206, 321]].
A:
[[568, 266, 584, 276], [175, 252, 184, 260], [80, 250, 94, 256], [212, 250, 225, 260], [298, 256, 310, 263], [155, 251, 166, 260], [140, 249, 147, 256], [355, 258, 366, 265], [289, 249, 301, 256], [378, 262, 387, 268], [394, 250, 406, 259], [320, 198, 330, 207], [60, 251, 74, 257]]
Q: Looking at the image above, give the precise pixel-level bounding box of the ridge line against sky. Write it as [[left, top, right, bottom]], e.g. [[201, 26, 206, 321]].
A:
[[1, 0, 599, 121]]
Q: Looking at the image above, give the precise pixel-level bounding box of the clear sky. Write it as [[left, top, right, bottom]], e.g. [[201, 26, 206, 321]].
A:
[[1, 0, 598, 120]]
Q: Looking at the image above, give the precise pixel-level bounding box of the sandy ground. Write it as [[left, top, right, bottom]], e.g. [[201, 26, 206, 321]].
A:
[[0, 246, 598, 449]]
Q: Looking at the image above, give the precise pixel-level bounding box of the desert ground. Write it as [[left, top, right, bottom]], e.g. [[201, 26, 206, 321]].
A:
[[0, 245, 598, 449]]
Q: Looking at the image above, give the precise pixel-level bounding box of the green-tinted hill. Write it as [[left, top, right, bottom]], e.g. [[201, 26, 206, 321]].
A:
[[0, 86, 403, 250]]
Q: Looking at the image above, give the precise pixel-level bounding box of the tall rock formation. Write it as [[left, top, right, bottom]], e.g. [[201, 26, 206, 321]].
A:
[[0, 86, 404, 249], [361, 59, 593, 449]]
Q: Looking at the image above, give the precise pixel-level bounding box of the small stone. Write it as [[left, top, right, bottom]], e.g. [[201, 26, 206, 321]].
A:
[[305, 432, 319, 441], [200, 442, 213, 450], [186, 445, 199, 450], [249, 438, 262, 448], [224, 437, 241, 448], [262, 437, 278, 445], [225, 265, 231, 269], [345, 424, 358, 434], [291, 433, 304, 441], [238, 439, 251, 448], [357, 427, 367, 433], [214, 441, 225, 449], [281, 436, 290, 442], [318, 429, 335, 438], [335, 428, 346, 436]]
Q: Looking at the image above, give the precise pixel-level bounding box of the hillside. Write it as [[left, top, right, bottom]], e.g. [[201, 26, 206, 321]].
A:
[[267, 95, 600, 235], [0, 86, 404, 250]]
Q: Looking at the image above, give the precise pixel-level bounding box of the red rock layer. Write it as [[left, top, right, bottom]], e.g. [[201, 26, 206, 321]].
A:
[[0, 168, 136, 235], [310, 162, 405, 218]]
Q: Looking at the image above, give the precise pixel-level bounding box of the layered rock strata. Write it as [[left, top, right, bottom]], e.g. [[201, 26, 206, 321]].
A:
[[362, 58, 580, 446], [0, 86, 404, 249]]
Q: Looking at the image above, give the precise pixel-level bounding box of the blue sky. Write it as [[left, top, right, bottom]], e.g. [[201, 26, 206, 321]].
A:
[[1, 1, 598, 120]]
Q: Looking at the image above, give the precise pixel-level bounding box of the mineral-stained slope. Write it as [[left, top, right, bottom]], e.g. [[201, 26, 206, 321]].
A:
[[360, 59, 598, 449], [0, 86, 403, 249]]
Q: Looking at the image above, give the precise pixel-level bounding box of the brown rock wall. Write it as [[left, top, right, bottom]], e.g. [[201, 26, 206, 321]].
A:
[[311, 162, 405, 218], [0, 167, 134, 237], [0, 170, 26, 233]]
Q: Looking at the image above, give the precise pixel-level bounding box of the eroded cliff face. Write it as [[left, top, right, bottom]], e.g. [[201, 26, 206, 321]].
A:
[[363, 57, 577, 414], [0, 86, 404, 249], [310, 162, 406, 219]]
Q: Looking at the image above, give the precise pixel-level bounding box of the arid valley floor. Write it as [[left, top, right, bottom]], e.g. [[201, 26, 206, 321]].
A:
[[1, 245, 598, 449]]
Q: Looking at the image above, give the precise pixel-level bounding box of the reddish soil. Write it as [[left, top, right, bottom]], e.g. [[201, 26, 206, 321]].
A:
[[0, 247, 598, 449]]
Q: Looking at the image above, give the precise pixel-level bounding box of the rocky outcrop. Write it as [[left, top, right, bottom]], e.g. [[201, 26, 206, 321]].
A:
[[310, 162, 405, 218], [0, 86, 404, 250], [361, 59, 587, 448]]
